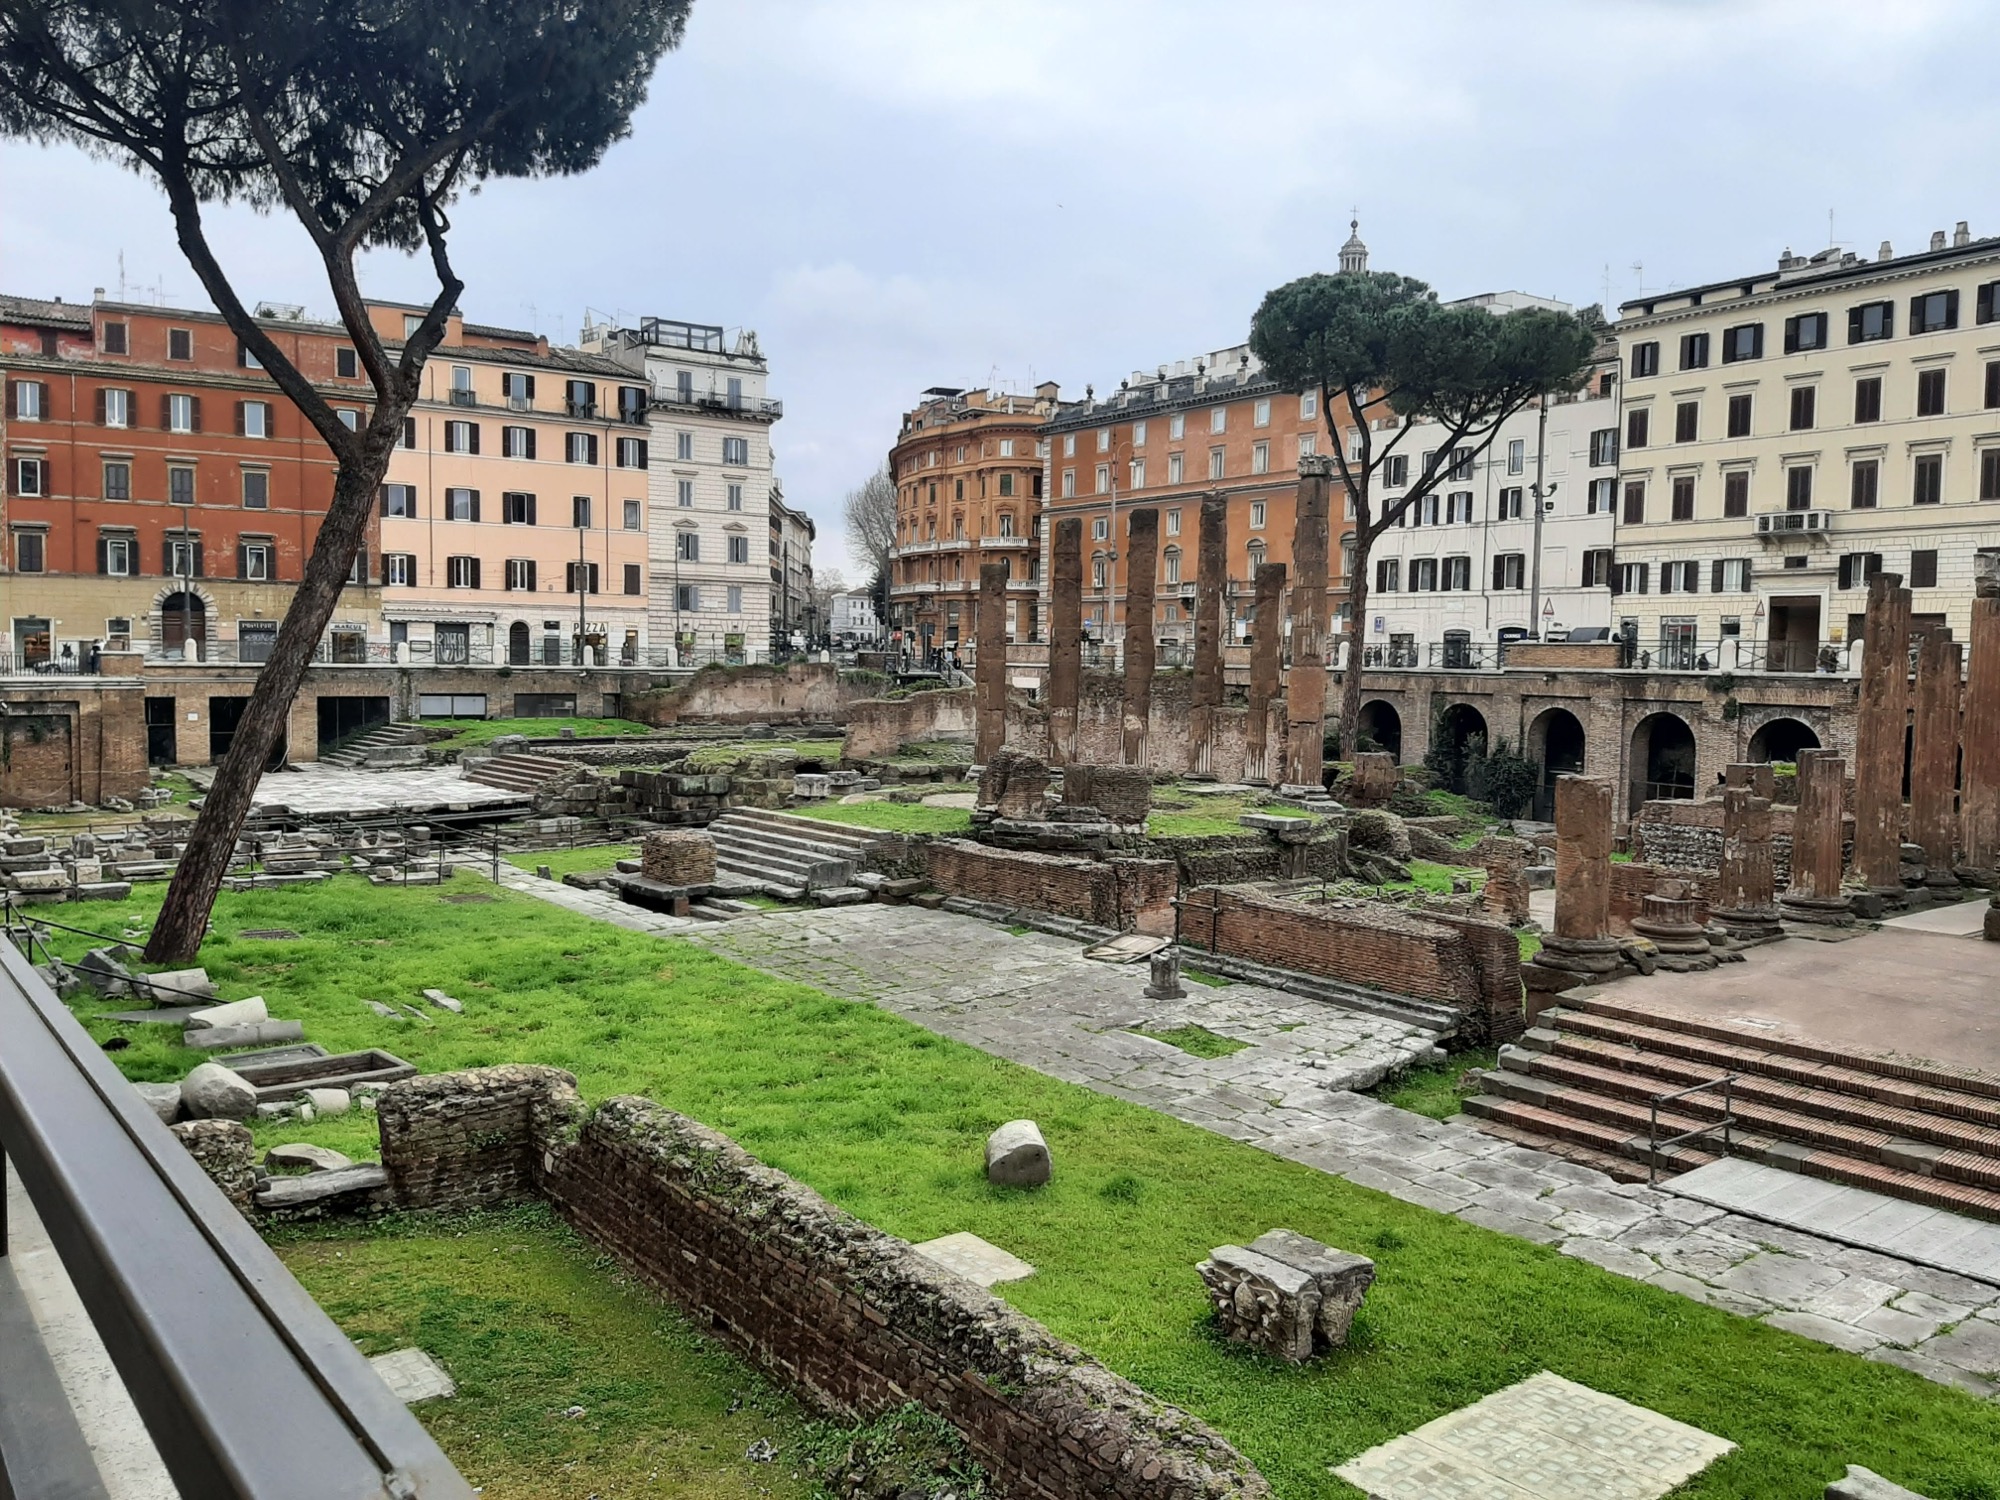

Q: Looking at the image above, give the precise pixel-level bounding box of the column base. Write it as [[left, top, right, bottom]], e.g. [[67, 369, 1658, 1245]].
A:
[[1712, 906, 1786, 945], [1779, 894, 1853, 927]]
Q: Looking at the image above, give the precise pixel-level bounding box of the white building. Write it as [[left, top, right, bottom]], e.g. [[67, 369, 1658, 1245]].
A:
[[831, 585, 880, 644], [1362, 304, 1620, 667], [581, 316, 780, 663], [1612, 223, 2000, 672], [768, 484, 816, 648]]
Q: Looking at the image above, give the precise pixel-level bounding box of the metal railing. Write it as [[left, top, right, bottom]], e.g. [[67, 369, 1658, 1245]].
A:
[[0, 651, 97, 675], [0, 934, 473, 1498], [1647, 1073, 1738, 1184]]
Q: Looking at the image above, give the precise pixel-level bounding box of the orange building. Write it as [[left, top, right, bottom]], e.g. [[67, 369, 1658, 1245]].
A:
[[1036, 343, 1354, 660], [886, 384, 1060, 662]]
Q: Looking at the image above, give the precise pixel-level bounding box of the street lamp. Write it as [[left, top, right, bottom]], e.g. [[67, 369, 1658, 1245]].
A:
[[178, 502, 194, 660]]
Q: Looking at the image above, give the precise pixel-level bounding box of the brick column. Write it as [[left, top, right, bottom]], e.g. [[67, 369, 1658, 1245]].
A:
[[1121, 507, 1159, 767], [1781, 748, 1851, 925], [1282, 456, 1332, 789], [975, 561, 1008, 764], [1852, 572, 1911, 893], [1910, 630, 1963, 887], [1047, 517, 1083, 766], [1244, 561, 1288, 784], [1713, 783, 1783, 944], [1966, 593, 2000, 873], [1524, 775, 1623, 1000], [1189, 491, 1228, 776]]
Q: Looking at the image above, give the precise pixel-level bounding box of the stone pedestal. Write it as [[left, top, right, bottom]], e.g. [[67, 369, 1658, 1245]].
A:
[[1349, 752, 1398, 807], [1121, 508, 1159, 767], [1482, 838, 1532, 925], [1781, 748, 1853, 926], [1631, 894, 1717, 970], [641, 830, 716, 886], [1191, 492, 1230, 777], [1243, 560, 1286, 784], [1525, 775, 1623, 996], [978, 747, 1050, 820], [1197, 1228, 1374, 1364], [1911, 631, 1963, 889], [1144, 949, 1185, 1001], [1853, 573, 1912, 895], [1283, 457, 1332, 788], [1047, 518, 1084, 766], [974, 561, 1009, 764], [1713, 787, 1784, 944]]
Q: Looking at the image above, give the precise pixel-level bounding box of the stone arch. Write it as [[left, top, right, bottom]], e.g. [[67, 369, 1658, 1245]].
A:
[[1746, 715, 1820, 764], [1357, 698, 1403, 761], [153, 585, 214, 656], [508, 620, 532, 665], [1527, 706, 1587, 821], [1630, 710, 1698, 809], [1431, 701, 1490, 794]]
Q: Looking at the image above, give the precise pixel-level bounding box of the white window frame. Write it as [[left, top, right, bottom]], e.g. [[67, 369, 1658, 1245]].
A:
[[1252, 441, 1269, 475], [168, 393, 194, 433], [1250, 501, 1267, 529], [1253, 398, 1270, 427], [384, 552, 416, 586], [103, 388, 131, 428]]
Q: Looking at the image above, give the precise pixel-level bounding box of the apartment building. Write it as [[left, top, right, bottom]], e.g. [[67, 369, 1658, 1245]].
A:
[[831, 585, 880, 644], [370, 304, 649, 668], [1613, 223, 2000, 671], [768, 483, 817, 648], [0, 293, 381, 668], [1036, 346, 1348, 659], [887, 385, 1058, 660], [581, 317, 781, 663], [1365, 333, 1620, 667]]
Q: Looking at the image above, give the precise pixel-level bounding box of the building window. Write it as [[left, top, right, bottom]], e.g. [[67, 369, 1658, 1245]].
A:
[[1917, 367, 1947, 417], [383, 553, 416, 586], [1061, 469, 1077, 497], [97, 387, 130, 429], [1715, 558, 1752, 592], [445, 556, 480, 589], [1679, 332, 1710, 370], [498, 425, 532, 459], [1250, 500, 1267, 529], [382, 483, 418, 518], [996, 437, 1015, 458], [999, 472, 1017, 497], [335, 347, 358, 379], [1208, 407, 1226, 435], [623, 562, 642, 595], [1913, 453, 1944, 506], [12, 530, 44, 572], [1911, 549, 1939, 588], [1783, 312, 1829, 352], [1492, 552, 1525, 590], [1441, 556, 1471, 591], [1788, 386, 1816, 431], [1626, 407, 1649, 449], [503, 558, 535, 591], [1855, 377, 1883, 424], [623, 498, 642, 531], [1582, 548, 1614, 587], [10, 379, 45, 420], [1589, 476, 1618, 513], [1838, 552, 1883, 590], [671, 431, 692, 462], [168, 465, 194, 505], [242, 469, 269, 509], [722, 436, 748, 466], [1502, 438, 1523, 475], [335, 408, 362, 432], [726, 482, 744, 512], [164, 533, 201, 577], [1722, 392, 1751, 438], [1630, 342, 1659, 378], [1375, 557, 1399, 593], [676, 583, 701, 612], [444, 419, 478, 454], [1983, 449, 2000, 501], [997, 511, 1015, 537], [1162, 546, 1181, 585], [1297, 433, 1316, 458], [1409, 557, 1438, 592], [1848, 300, 1894, 343], [1252, 398, 1270, 428], [1169, 413, 1186, 440], [675, 531, 699, 562], [1622, 480, 1646, 524], [1721, 323, 1763, 362], [1442, 490, 1470, 523], [1251, 441, 1269, 474], [1658, 560, 1698, 594], [1094, 464, 1110, 495], [616, 435, 647, 468], [1911, 289, 1959, 334], [1061, 434, 1077, 458], [165, 393, 196, 433], [1671, 475, 1696, 520], [1615, 561, 1649, 594], [1166, 455, 1183, 485], [677, 478, 695, 508], [99, 532, 134, 576], [572, 495, 591, 529], [1785, 467, 1814, 510], [102, 320, 128, 354], [1207, 448, 1225, 480], [238, 540, 273, 581], [565, 562, 599, 594], [1723, 470, 1750, 517], [565, 432, 599, 465], [1674, 401, 1699, 443], [1588, 428, 1618, 466], [726, 584, 742, 612], [726, 534, 749, 564], [1092, 556, 1108, 590], [167, 328, 192, 361], [1498, 486, 1523, 520], [401, 417, 417, 449], [445, 487, 478, 521]]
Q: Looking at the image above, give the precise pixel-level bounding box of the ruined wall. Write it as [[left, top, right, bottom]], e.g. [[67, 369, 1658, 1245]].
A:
[[925, 839, 1178, 934], [374, 1069, 1269, 1500], [1631, 797, 1803, 886], [843, 690, 1051, 762], [0, 684, 148, 807], [1608, 862, 1714, 933], [625, 662, 868, 727]]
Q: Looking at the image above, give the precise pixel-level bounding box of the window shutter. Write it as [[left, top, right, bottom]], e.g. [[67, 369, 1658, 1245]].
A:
[[524, 493, 535, 525], [565, 562, 576, 593], [467, 423, 479, 455], [1988, 362, 2000, 409], [379, 486, 390, 518], [346, 550, 361, 586], [524, 428, 536, 461], [4, 380, 13, 418], [160, 393, 172, 429], [97, 535, 109, 575], [637, 439, 649, 467], [94, 388, 106, 424], [1491, 555, 1503, 590], [238, 542, 249, 579], [402, 416, 416, 448], [1947, 290, 1961, 327], [469, 558, 481, 590], [469, 490, 481, 523], [1982, 284, 1995, 325], [188, 396, 202, 432], [1910, 294, 1924, 330], [192, 539, 204, 577], [526, 561, 536, 591], [1848, 307, 1862, 343], [234, 400, 245, 436], [1783, 318, 1796, 354], [1711, 560, 1723, 593]]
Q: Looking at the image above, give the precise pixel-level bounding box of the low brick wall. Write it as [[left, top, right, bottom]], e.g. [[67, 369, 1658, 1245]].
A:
[[170, 1119, 255, 1211], [1609, 862, 1714, 932], [1632, 797, 1801, 886], [1183, 887, 1523, 1045], [925, 839, 1178, 935], [373, 1069, 1269, 1500]]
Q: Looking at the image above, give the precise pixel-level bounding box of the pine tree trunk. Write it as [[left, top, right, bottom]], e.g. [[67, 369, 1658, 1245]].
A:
[[145, 438, 396, 962]]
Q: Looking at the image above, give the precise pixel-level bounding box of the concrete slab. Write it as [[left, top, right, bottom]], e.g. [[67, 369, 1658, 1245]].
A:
[[248, 763, 527, 819], [368, 1347, 456, 1404], [1332, 1370, 1733, 1500], [1669, 1158, 2000, 1286], [1882, 899, 1992, 937], [912, 1231, 1034, 1287]]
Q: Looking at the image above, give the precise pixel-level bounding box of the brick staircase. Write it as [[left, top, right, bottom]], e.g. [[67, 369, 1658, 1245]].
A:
[[1462, 992, 2000, 1221], [705, 808, 881, 899], [319, 722, 426, 769], [463, 752, 571, 795]]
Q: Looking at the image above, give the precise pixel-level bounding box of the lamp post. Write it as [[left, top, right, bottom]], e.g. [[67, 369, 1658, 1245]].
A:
[[178, 502, 193, 660], [575, 526, 588, 666]]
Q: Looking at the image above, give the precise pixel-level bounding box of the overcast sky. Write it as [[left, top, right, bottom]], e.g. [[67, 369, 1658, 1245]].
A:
[[4, 0, 1995, 580]]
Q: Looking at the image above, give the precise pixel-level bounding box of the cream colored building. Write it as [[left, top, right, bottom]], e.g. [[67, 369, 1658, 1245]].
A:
[[1612, 224, 2000, 673]]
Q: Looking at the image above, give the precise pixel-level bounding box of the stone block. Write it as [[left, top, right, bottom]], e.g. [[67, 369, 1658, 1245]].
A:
[[1197, 1244, 1321, 1363], [421, 988, 464, 1014], [180, 1061, 257, 1120], [253, 1163, 389, 1210], [135, 966, 217, 1004], [184, 1019, 307, 1050], [1247, 1228, 1376, 1349], [641, 829, 717, 886], [185, 996, 269, 1030], [300, 1087, 351, 1117], [1826, 1466, 1933, 1500], [985, 1119, 1051, 1187], [266, 1142, 354, 1173], [7, 867, 68, 892], [1060, 763, 1151, 826], [133, 1080, 182, 1124]]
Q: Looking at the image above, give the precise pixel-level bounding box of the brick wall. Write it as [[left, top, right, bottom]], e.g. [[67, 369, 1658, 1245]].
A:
[[1631, 797, 1801, 885], [1502, 642, 1623, 669], [925, 839, 1178, 934], [1181, 887, 1523, 1044], [0, 683, 148, 807], [625, 662, 866, 727], [1608, 862, 1714, 932], [374, 1069, 1269, 1500]]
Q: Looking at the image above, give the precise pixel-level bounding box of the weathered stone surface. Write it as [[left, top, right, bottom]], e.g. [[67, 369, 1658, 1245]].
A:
[[76, 946, 135, 996], [1349, 753, 1400, 808], [640, 830, 716, 886], [1482, 838, 1532, 925], [1047, 517, 1084, 766], [266, 1142, 354, 1173], [1121, 507, 1160, 767], [133, 1080, 182, 1124], [135, 966, 216, 1003], [185, 995, 269, 1030], [985, 1118, 1051, 1187], [169, 1119, 255, 1209], [1247, 1228, 1376, 1349], [1242, 558, 1287, 783], [1188, 491, 1227, 775], [370, 1347, 457, 1405], [1552, 776, 1613, 940], [1783, 749, 1853, 924], [974, 561, 1009, 764], [1826, 1465, 1933, 1499], [978, 746, 1050, 820], [180, 1062, 257, 1120], [1283, 457, 1332, 788], [184, 1019, 306, 1050], [1144, 948, 1186, 1000], [912, 1231, 1035, 1288], [1910, 632, 1962, 882], [1854, 573, 1913, 890], [1964, 595, 2000, 872], [301, 1087, 352, 1117], [1714, 786, 1783, 942], [1197, 1244, 1320, 1363], [421, 987, 464, 1014], [254, 1163, 390, 1209], [1061, 763, 1152, 826]]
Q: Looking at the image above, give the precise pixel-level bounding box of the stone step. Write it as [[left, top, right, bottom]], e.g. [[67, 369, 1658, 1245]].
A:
[[463, 753, 569, 793], [707, 825, 865, 870], [712, 849, 851, 894], [708, 808, 882, 852], [1457, 1096, 1700, 1183], [1453, 1108, 1660, 1184]]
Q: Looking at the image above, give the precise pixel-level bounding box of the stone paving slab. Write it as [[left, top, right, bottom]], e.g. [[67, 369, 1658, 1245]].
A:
[[249, 764, 527, 818], [369, 1346, 456, 1403], [1882, 899, 1992, 936], [1333, 1371, 1734, 1500], [912, 1232, 1034, 1287]]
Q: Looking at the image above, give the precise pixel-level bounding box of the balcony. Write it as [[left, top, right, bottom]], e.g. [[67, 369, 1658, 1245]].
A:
[[980, 534, 1032, 548], [653, 388, 784, 419], [1755, 509, 1832, 536], [448, 388, 478, 408], [1351, 634, 1858, 676], [566, 400, 597, 419], [506, 394, 532, 412]]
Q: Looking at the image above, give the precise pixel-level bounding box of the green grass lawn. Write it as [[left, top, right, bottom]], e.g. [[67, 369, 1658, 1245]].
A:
[[47, 878, 2000, 1499], [427, 716, 652, 752], [1383, 859, 1484, 896], [1146, 794, 1309, 838], [503, 844, 638, 878], [790, 802, 973, 835], [278, 1205, 810, 1499], [1373, 1047, 1500, 1121], [1128, 1024, 1249, 1060]]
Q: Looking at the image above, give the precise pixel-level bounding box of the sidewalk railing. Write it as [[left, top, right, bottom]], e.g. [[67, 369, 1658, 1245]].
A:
[[1647, 1073, 1738, 1184]]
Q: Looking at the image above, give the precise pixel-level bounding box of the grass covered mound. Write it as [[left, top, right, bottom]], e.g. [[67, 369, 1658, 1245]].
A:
[[43, 878, 2000, 1499], [790, 801, 974, 835], [426, 716, 651, 752]]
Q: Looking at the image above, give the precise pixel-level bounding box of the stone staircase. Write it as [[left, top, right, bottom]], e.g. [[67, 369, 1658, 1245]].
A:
[[1463, 993, 2000, 1221], [320, 722, 426, 769], [463, 752, 571, 795], [705, 807, 882, 899]]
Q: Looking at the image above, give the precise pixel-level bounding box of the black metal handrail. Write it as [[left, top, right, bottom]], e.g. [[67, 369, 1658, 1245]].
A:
[[1647, 1073, 1738, 1184], [0, 942, 474, 1498]]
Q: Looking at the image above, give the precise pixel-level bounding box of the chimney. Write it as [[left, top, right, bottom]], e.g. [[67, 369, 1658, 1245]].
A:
[[92, 286, 105, 299], [1878, 241, 1893, 261], [1931, 230, 1947, 252], [1955, 220, 1971, 247]]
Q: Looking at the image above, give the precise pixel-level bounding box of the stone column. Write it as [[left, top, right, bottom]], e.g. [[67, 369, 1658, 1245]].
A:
[[1481, 837, 1531, 925], [1853, 572, 1912, 893], [974, 561, 1008, 764], [1047, 517, 1083, 765], [1780, 748, 1851, 925], [1282, 456, 1332, 789], [1525, 775, 1623, 999], [1910, 630, 1963, 888], [1244, 561, 1288, 784], [1713, 784, 1783, 944], [1966, 591, 2000, 874], [1189, 491, 1229, 776], [1121, 508, 1159, 767]]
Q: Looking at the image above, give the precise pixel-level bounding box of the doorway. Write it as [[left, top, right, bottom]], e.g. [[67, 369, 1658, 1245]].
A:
[[1764, 596, 1820, 673], [508, 621, 531, 665], [316, 695, 390, 752], [161, 593, 207, 656], [144, 697, 178, 766]]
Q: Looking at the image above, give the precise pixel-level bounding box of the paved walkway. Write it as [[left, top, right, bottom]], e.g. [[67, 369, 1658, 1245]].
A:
[[245, 764, 528, 818], [496, 879, 2000, 1396]]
